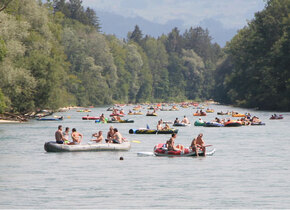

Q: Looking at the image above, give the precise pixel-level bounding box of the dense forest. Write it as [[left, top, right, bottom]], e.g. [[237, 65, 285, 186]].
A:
[[0, 0, 289, 113]]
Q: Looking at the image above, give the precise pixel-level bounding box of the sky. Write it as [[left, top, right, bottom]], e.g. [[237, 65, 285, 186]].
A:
[[82, 0, 266, 29]]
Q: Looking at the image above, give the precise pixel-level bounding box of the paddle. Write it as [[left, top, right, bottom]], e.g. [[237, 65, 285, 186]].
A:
[[132, 140, 141, 143]]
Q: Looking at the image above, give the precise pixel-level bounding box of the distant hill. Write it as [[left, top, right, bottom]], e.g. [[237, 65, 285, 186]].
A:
[[96, 10, 238, 47]]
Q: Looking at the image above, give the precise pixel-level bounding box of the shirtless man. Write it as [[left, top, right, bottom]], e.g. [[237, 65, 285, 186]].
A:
[[195, 133, 206, 156], [112, 128, 123, 144], [157, 121, 163, 130], [163, 123, 170, 130], [92, 131, 103, 143], [181, 115, 190, 124], [69, 128, 83, 145], [55, 125, 65, 144], [106, 126, 115, 143], [189, 138, 199, 156], [174, 118, 179, 124], [166, 133, 183, 151]]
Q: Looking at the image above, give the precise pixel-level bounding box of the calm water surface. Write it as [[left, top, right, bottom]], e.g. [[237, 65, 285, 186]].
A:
[[0, 104, 289, 208]]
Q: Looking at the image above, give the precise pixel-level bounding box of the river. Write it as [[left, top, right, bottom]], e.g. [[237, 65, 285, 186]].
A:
[[0, 104, 289, 208]]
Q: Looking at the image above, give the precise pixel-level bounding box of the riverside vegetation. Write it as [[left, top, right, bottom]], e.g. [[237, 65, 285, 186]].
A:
[[0, 0, 289, 115]]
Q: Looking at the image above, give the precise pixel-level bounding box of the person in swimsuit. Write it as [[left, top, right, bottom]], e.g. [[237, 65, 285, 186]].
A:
[[62, 127, 70, 144], [157, 121, 163, 130], [69, 128, 83, 145], [166, 133, 184, 151], [106, 126, 115, 143], [99, 114, 106, 122], [195, 133, 206, 156], [92, 131, 103, 143], [163, 123, 170, 130], [112, 128, 123, 144], [181, 115, 190, 124], [55, 125, 65, 144]]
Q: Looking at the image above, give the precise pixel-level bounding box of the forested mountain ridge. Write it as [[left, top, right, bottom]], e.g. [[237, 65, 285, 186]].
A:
[[0, 0, 222, 113], [0, 0, 289, 114]]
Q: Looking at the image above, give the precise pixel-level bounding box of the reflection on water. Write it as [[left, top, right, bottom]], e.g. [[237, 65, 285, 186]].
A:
[[0, 104, 289, 208]]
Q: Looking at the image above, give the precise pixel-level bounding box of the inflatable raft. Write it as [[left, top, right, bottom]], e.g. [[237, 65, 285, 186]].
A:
[[270, 115, 283, 120], [217, 112, 230, 115], [37, 117, 63, 121], [109, 113, 125, 117], [153, 143, 215, 157], [194, 121, 205, 126], [146, 113, 158, 116], [44, 141, 131, 152], [193, 113, 207, 116], [82, 116, 99, 120], [107, 119, 134, 123], [128, 112, 143, 115], [204, 122, 224, 127], [232, 113, 246, 117], [129, 128, 178, 134], [173, 123, 190, 127], [251, 122, 265, 126], [224, 121, 242, 127]]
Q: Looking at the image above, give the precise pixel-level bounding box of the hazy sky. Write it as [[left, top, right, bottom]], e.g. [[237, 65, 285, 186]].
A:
[[82, 0, 266, 29]]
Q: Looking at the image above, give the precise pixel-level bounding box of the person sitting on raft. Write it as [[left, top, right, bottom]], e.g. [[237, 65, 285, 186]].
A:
[[157, 121, 163, 130], [106, 126, 115, 143], [111, 128, 124, 144], [68, 128, 83, 145], [92, 131, 103, 143], [120, 109, 124, 115], [62, 127, 70, 144], [189, 138, 198, 155], [99, 113, 106, 122], [174, 118, 179, 124], [55, 125, 66, 144], [190, 133, 206, 156], [181, 115, 190, 124], [163, 123, 170, 130], [166, 133, 184, 151]]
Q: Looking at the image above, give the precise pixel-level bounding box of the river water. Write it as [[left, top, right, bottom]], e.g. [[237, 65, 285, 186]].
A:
[[0, 104, 289, 208]]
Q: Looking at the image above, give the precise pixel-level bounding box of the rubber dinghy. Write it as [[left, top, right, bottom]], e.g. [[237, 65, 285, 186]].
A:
[[107, 119, 134, 123], [129, 128, 178, 134], [37, 117, 63, 121], [44, 141, 131, 152], [173, 123, 190, 127], [153, 143, 216, 157], [204, 122, 224, 127]]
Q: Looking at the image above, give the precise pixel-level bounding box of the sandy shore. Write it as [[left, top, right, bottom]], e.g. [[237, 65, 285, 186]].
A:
[[0, 119, 22, 124]]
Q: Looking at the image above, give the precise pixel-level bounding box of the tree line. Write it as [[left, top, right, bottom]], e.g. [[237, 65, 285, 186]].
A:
[[0, 0, 289, 114]]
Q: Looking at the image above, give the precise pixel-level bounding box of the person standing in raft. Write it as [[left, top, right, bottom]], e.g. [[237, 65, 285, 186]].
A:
[[68, 128, 83, 145], [55, 125, 66, 144], [166, 133, 184, 151]]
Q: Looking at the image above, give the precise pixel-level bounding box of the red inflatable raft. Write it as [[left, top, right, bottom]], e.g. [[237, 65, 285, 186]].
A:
[[82, 116, 100, 120], [153, 143, 215, 157], [224, 120, 242, 127]]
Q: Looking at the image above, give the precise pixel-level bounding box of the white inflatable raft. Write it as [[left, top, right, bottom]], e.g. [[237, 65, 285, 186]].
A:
[[44, 141, 131, 152]]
